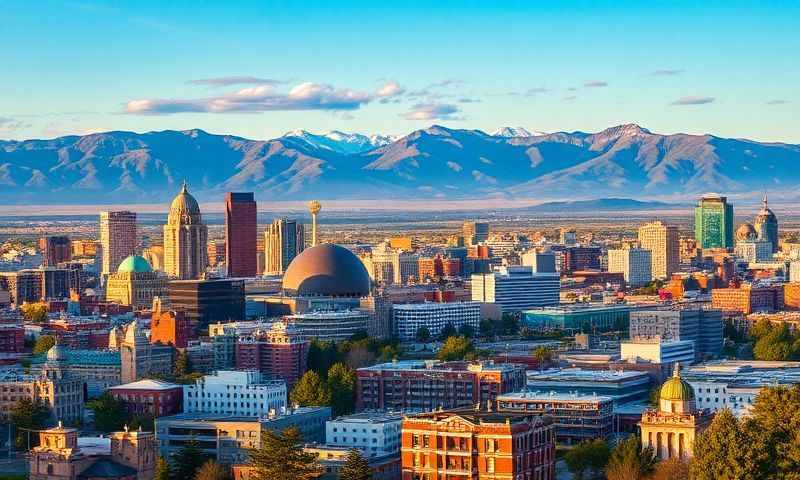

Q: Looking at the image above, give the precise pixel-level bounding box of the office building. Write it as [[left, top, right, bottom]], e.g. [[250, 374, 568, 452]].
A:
[[755, 195, 779, 253], [497, 391, 614, 445], [640, 365, 711, 461], [285, 309, 369, 342], [471, 266, 560, 312], [326, 412, 402, 455], [608, 247, 652, 287], [105, 255, 169, 311], [462, 221, 489, 246], [521, 250, 557, 273], [155, 407, 331, 464], [638, 221, 679, 279], [264, 218, 304, 274], [108, 379, 183, 418], [620, 339, 695, 365], [711, 284, 784, 314], [561, 246, 602, 273], [100, 210, 137, 276], [163, 182, 208, 280], [71, 239, 99, 259], [629, 307, 724, 359], [169, 278, 245, 333], [304, 444, 400, 480], [393, 301, 481, 341], [526, 368, 652, 405], [694, 193, 734, 249], [401, 407, 555, 480], [735, 239, 773, 263], [184, 370, 287, 417], [523, 304, 631, 333], [235, 322, 308, 388], [39, 235, 72, 267], [356, 360, 526, 411], [361, 242, 397, 285], [418, 254, 460, 280], [225, 192, 257, 277], [150, 308, 191, 349]]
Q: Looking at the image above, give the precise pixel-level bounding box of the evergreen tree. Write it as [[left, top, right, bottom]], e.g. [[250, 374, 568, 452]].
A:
[[246, 427, 320, 480], [307, 339, 340, 376], [174, 351, 193, 378], [604, 436, 655, 480], [32, 335, 56, 354], [749, 384, 800, 477], [564, 439, 610, 480], [340, 448, 372, 480], [195, 459, 233, 480], [290, 371, 332, 407], [650, 458, 689, 480], [172, 438, 209, 479], [154, 456, 172, 480], [479, 319, 495, 338], [439, 322, 457, 341], [327, 362, 356, 416], [9, 398, 50, 449], [690, 408, 768, 480], [457, 324, 475, 338], [86, 392, 126, 433], [532, 346, 553, 367]]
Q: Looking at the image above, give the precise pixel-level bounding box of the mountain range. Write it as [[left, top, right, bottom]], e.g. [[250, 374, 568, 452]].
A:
[[1, 124, 798, 205]]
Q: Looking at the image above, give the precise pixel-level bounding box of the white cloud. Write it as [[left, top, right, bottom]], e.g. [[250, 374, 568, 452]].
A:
[[401, 103, 461, 121], [376, 80, 405, 98], [670, 96, 715, 105]]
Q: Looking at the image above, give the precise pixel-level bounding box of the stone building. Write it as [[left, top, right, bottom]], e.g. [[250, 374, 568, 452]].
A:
[[163, 182, 208, 280], [119, 320, 174, 384], [105, 255, 169, 311]]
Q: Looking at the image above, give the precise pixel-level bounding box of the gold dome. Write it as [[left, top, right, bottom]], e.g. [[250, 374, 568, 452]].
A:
[[660, 364, 695, 401], [167, 181, 202, 225]]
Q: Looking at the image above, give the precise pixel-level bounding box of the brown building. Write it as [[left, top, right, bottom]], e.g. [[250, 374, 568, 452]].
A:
[[784, 283, 800, 310], [40, 236, 72, 267], [71, 239, 99, 259], [207, 240, 226, 268], [357, 361, 526, 412], [0, 324, 24, 353], [401, 407, 555, 480], [225, 192, 258, 277], [711, 284, 784, 314], [235, 322, 308, 388], [562, 246, 602, 273], [150, 309, 191, 348], [108, 379, 183, 418]]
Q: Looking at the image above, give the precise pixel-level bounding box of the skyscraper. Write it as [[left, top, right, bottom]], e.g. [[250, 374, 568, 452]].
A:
[[99, 211, 137, 276], [39, 236, 72, 267], [638, 221, 680, 279], [264, 218, 304, 274], [163, 182, 208, 280], [462, 221, 489, 246], [694, 194, 734, 249], [224, 192, 257, 277], [754, 195, 779, 253]]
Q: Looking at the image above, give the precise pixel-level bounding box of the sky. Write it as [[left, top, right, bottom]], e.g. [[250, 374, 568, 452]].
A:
[[1, 0, 798, 143]]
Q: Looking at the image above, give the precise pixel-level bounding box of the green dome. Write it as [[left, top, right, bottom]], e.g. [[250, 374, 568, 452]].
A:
[[118, 255, 152, 273], [660, 367, 694, 401]]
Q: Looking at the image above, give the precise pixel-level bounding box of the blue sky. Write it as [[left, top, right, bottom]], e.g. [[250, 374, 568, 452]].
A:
[[1, 0, 797, 142]]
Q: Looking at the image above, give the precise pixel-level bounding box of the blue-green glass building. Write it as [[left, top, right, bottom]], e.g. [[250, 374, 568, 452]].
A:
[[522, 304, 631, 332]]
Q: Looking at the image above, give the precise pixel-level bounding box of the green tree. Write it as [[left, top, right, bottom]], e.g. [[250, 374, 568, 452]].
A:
[[479, 319, 495, 338], [20, 302, 48, 323], [174, 351, 193, 378], [437, 336, 474, 361], [650, 458, 689, 480], [604, 436, 655, 480], [749, 384, 800, 476], [195, 459, 232, 480], [377, 344, 401, 362], [532, 346, 553, 367], [32, 335, 56, 355], [9, 398, 50, 449], [500, 313, 519, 335], [564, 439, 610, 480], [172, 438, 210, 479], [246, 427, 320, 480], [307, 339, 341, 377], [753, 324, 794, 361], [339, 448, 372, 480], [439, 323, 458, 341], [690, 408, 768, 480], [290, 371, 332, 407], [87, 392, 126, 433], [327, 362, 356, 416], [415, 326, 431, 342], [154, 456, 172, 480], [457, 323, 475, 338]]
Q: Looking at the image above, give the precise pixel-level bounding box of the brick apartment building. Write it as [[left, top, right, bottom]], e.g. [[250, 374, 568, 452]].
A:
[[711, 285, 784, 314], [401, 407, 555, 480], [235, 322, 308, 388], [108, 379, 183, 418]]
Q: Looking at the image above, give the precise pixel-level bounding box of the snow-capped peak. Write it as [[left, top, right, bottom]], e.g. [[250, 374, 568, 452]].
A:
[[281, 130, 396, 154], [492, 126, 547, 138]]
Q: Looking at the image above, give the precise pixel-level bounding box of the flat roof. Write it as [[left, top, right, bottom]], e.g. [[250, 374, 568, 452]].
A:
[[498, 390, 614, 403], [527, 368, 650, 382], [524, 304, 631, 315], [157, 407, 329, 424], [393, 301, 481, 310], [329, 412, 403, 424]]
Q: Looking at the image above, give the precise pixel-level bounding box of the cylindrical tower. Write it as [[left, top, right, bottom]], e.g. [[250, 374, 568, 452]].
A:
[[308, 200, 322, 246]]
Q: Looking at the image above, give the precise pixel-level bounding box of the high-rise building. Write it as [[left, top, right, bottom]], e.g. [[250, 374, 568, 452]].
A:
[[754, 195, 779, 253], [168, 278, 245, 333], [207, 240, 225, 267], [99, 210, 136, 276], [235, 322, 309, 388], [608, 247, 652, 287], [462, 221, 489, 246], [163, 182, 208, 280], [225, 192, 258, 277], [39, 236, 72, 267], [694, 194, 734, 249], [638, 221, 679, 279], [264, 218, 304, 274], [629, 306, 724, 360], [471, 266, 560, 312]]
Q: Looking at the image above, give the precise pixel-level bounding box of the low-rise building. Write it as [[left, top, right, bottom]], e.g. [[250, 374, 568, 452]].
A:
[[526, 368, 652, 405], [326, 411, 402, 456], [286, 309, 369, 342], [471, 266, 560, 313], [629, 306, 724, 360], [711, 284, 784, 314], [620, 339, 696, 366], [305, 444, 401, 480], [523, 304, 631, 333], [235, 322, 309, 388], [393, 301, 481, 341], [30, 348, 121, 398], [108, 379, 183, 418], [183, 370, 287, 417]]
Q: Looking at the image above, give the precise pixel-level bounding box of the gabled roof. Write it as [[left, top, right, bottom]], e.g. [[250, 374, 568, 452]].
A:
[[78, 459, 137, 478]]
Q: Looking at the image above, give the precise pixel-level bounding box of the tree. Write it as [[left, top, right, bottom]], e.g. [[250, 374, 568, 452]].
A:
[[87, 392, 126, 433], [437, 336, 474, 361], [172, 438, 210, 479], [604, 436, 655, 480], [32, 335, 56, 355], [154, 456, 172, 480], [415, 326, 431, 342], [752, 324, 795, 361], [377, 344, 401, 362], [9, 398, 50, 449], [749, 384, 800, 476], [457, 324, 475, 338], [500, 313, 519, 335], [174, 351, 193, 378], [195, 459, 232, 480], [246, 426, 320, 480], [439, 323, 458, 341], [532, 346, 553, 367], [290, 371, 331, 407], [345, 346, 376, 369], [564, 439, 610, 480], [307, 339, 341, 377], [650, 458, 689, 480], [20, 302, 48, 323], [340, 448, 372, 480], [479, 319, 495, 338], [690, 408, 768, 480], [328, 362, 356, 416]]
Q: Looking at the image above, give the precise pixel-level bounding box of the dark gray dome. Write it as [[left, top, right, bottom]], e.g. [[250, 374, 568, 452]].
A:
[[282, 244, 370, 297]]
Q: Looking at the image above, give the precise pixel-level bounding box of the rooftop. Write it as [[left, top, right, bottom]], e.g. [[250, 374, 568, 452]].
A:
[[406, 407, 549, 426], [393, 301, 481, 311], [498, 390, 614, 403], [524, 304, 631, 315], [329, 412, 403, 424], [359, 360, 522, 373], [156, 406, 330, 424], [108, 379, 181, 391], [527, 368, 650, 383]]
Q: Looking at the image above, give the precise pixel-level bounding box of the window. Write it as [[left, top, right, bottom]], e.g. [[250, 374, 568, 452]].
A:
[[487, 457, 495, 473]]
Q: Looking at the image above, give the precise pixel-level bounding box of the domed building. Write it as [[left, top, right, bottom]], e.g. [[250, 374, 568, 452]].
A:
[[105, 255, 169, 311], [735, 222, 757, 242], [163, 182, 208, 280], [754, 195, 779, 253], [640, 364, 711, 460]]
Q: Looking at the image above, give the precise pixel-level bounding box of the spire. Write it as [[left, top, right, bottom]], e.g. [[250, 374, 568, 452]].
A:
[[181, 180, 188, 194], [673, 362, 681, 378], [763, 193, 768, 209]]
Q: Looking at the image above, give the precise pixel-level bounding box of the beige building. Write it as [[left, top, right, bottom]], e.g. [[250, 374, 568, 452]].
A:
[[100, 211, 137, 276], [163, 182, 208, 280], [105, 255, 169, 311], [264, 218, 304, 274], [608, 246, 652, 287], [638, 221, 680, 280], [640, 364, 712, 460], [120, 320, 174, 384], [141, 245, 164, 271]]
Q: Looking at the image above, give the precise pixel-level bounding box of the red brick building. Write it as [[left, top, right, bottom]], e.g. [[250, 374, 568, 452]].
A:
[[711, 285, 784, 314], [0, 324, 24, 353], [357, 361, 526, 412], [39, 236, 72, 267], [401, 407, 555, 480], [108, 379, 183, 417], [225, 192, 258, 278], [44, 317, 110, 349], [150, 310, 191, 348], [235, 322, 308, 388]]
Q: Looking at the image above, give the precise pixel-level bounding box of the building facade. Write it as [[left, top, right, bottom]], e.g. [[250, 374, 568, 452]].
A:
[[638, 221, 679, 280], [105, 256, 169, 311], [694, 194, 734, 249], [108, 379, 183, 418], [264, 218, 304, 274], [183, 370, 287, 417], [393, 301, 481, 341], [755, 195, 779, 253], [225, 192, 258, 278], [285, 309, 369, 342], [462, 221, 490, 246], [523, 304, 630, 333], [326, 412, 402, 456], [608, 247, 652, 287], [629, 307, 724, 359], [100, 211, 137, 277], [471, 266, 560, 313], [235, 322, 308, 388], [40, 236, 72, 267], [163, 183, 208, 280], [168, 278, 245, 333]]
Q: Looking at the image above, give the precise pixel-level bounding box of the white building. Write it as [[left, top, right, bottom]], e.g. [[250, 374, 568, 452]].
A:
[[735, 240, 773, 264], [183, 370, 287, 417], [608, 247, 652, 287], [326, 412, 402, 456], [620, 339, 695, 364], [286, 309, 369, 342], [521, 251, 557, 273], [471, 266, 560, 313], [393, 301, 481, 341]]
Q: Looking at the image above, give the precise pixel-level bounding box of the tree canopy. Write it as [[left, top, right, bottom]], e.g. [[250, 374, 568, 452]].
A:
[[290, 371, 332, 407], [195, 459, 233, 480], [87, 392, 126, 433], [564, 439, 610, 480], [339, 448, 372, 480], [436, 335, 475, 361], [605, 436, 655, 480], [246, 427, 320, 480], [33, 335, 56, 355], [20, 302, 48, 323], [172, 438, 211, 480], [9, 398, 50, 449]]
